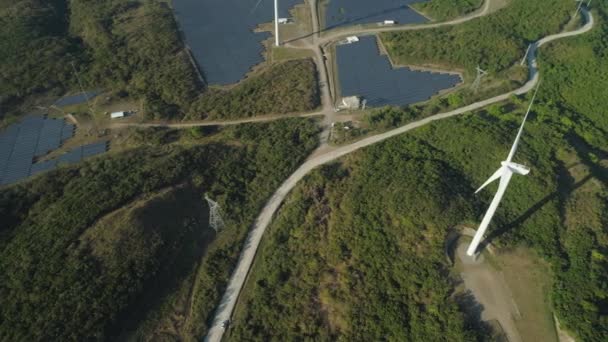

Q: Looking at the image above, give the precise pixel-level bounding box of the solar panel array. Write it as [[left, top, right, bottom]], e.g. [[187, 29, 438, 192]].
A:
[[54, 90, 101, 107], [0, 116, 108, 185], [336, 36, 462, 107], [325, 0, 428, 29], [30, 142, 109, 176], [173, 0, 303, 85]]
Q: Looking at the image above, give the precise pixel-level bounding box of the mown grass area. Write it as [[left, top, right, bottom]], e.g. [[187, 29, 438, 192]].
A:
[[186, 59, 320, 120], [0, 118, 320, 340], [412, 0, 484, 21]]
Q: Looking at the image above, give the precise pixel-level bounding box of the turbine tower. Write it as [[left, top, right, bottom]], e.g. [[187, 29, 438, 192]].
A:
[[466, 85, 541, 257], [274, 0, 280, 46]]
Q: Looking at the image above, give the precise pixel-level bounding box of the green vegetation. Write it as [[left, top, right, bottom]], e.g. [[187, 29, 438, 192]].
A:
[[186, 59, 320, 120], [0, 0, 202, 121], [0, 118, 320, 340], [233, 91, 607, 339], [1, 1, 319, 123], [412, 0, 483, 21], [232, 138, 481, 341], [382, 0, 573, 74]]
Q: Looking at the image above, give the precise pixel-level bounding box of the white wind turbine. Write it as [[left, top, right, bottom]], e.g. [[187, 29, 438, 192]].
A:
[[466, 85, 541, 257], [274, 0, 280, 46]]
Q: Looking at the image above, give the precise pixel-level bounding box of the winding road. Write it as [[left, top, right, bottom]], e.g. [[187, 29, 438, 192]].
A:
[[204, 4, 594, 342]]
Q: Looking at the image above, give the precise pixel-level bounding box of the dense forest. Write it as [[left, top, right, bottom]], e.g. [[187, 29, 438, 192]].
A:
[[232, 91, 607, 340], [231, 138, 484, 341], [0, 0, 202, 120], [412, 0, 483, 21], [0, 118, 320, 340], [186, 59, 320, 120]]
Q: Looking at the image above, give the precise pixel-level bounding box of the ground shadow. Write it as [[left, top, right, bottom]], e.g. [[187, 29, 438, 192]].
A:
[[481, 133, 607, 248]]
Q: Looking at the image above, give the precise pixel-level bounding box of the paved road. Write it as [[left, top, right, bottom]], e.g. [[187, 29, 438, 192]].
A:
[[204, 8, 594, 342], [109, 111, 324, 129], [316, 0, 492, 45]]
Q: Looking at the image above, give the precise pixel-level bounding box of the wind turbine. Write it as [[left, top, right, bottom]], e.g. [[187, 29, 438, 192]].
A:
[[274, 0, 280, 46], [466, 84, 541, 257]]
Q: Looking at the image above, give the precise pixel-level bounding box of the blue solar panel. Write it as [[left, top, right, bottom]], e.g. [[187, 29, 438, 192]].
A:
[[173, 0, 304, 85], [82, 141, 108, 157], [54, 91, 100, 107], [61, 123, 75, 142], [30, 160, 58, 175], [0, 115, 108, 185], [35, 119, 64, 156], [325, 0, 428, 29], [336, 36, 461, 107], [57, 148, 83, 164]]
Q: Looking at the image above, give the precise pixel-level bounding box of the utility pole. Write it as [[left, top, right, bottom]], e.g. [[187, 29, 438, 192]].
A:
[[274, 0, 280, 46], [70, 61, 94, 117], [205, 194, 225, 232], [471, 65, 487, 93]]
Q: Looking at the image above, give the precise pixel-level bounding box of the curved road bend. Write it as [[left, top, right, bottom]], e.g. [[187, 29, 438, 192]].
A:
[[205, 8, 593, 342]]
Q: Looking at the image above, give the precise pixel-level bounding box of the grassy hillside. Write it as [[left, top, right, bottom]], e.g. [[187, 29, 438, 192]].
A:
[[0, 118, 320, 340]]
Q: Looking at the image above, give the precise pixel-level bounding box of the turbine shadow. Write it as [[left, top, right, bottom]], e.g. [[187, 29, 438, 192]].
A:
[[481, 134, 608, 248]]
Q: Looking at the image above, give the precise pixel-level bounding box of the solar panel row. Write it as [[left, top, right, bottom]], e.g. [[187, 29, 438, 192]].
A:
[[0, 116, 106, 186], [54, 90, 101, 107], [29, 142, 108, 177], [173, 0, 303, 85], [336, 36, 461, 107]]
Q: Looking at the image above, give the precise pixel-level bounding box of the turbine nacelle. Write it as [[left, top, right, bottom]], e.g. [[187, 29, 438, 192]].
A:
[[475, 161, 530, 194]]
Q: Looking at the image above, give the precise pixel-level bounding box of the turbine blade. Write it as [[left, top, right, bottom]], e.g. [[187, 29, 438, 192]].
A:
[[467, 171, 514, 256], [475, 167, 505, 194], [506, 83, 541, 163]]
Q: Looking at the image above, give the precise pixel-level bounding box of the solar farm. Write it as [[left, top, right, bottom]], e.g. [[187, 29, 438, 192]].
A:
[[336, 36, 462, 107], [0, 115, 108, 185], [173, 0, 304, 85]]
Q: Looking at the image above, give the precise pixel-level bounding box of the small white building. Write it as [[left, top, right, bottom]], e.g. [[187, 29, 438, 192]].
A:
[[278, 18, 290, 24], [340, 96, 362, 110], [383, 20, 396, 25], [345, 36, 360, 44], [110, 111, 126, 119]]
